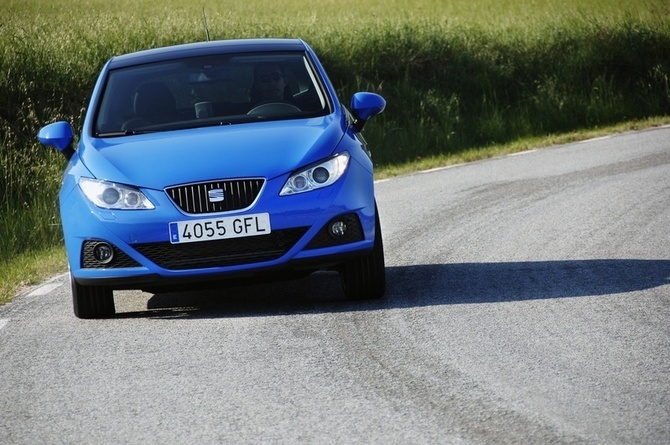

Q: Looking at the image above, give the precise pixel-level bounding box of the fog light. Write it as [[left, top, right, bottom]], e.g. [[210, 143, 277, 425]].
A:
[[93, 242, 114, 264], [329, 221, 347, 238]]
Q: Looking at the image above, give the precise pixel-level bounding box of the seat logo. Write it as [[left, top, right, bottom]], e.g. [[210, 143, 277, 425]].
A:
[[208, 189, 224, 203]]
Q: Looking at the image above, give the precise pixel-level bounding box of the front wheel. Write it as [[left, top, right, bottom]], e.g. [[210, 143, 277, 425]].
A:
[[70, 273, 115, 319], [340, 209, 386, 300]]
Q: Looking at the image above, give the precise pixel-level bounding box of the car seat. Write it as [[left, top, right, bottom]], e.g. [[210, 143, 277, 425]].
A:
[[135, 82, 176, 122]]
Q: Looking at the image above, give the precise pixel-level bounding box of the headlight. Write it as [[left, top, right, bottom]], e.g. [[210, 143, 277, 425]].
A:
[[280, 152, 350, 196], [79, 178, 155, 210]]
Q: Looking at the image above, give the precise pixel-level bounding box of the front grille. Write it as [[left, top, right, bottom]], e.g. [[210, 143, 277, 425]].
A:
[[132, 228, 308, 270], [82, 240, 141, 269], [166, 178, 265, 214]]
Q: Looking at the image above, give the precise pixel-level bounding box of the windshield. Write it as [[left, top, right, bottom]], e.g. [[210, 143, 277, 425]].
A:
[[94, 52, 330, 136]]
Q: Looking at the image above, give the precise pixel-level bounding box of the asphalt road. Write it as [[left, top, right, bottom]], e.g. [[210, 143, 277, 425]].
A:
[[1, 127, 669, 444]]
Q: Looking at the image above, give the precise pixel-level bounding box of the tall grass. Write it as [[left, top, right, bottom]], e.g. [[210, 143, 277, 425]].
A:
[[349, 17, 670, 163], [1, 0, 670, 295]]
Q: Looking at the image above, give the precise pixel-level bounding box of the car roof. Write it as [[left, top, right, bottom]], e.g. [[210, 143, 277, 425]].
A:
[[107, 38, 308, 69]]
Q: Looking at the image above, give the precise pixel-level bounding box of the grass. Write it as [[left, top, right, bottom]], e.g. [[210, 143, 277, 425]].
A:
[[1, 0, 670, 305], [0, 246, 68, 306]]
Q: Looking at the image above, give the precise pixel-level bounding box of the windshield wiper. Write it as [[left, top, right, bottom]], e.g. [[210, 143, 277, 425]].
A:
[[96, 118, 249, 137], [95, 129, 155, 138]]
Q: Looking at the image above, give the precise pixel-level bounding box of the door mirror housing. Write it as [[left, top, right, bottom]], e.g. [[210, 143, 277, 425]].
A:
[[350, 92, 386, 132], [38, 121, 75, 159]]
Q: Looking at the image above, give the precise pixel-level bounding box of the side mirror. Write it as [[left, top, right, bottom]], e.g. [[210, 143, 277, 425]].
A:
[[350, 92, 386, 132], [38, 121, 75, 159]]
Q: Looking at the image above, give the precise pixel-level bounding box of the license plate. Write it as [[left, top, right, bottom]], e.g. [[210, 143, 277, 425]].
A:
[[169, 213, 271, 244]]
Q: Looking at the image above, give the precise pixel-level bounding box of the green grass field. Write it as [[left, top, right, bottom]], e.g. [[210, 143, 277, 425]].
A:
[[2, 0, 669, 304]]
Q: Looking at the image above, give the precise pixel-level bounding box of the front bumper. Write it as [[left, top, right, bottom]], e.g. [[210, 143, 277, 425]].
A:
[[74, 247, 372, 293], [61, 159, 377, 290]]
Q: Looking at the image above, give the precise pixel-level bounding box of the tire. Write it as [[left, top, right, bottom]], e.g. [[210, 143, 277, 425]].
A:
[[70, 273, 115, 319], [340, 208, 386, 300]]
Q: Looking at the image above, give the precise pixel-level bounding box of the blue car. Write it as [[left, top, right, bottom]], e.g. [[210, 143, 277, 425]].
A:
[[38, 38, 386, 318]]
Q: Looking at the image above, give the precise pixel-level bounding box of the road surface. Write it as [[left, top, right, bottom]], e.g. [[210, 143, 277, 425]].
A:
[[1, 127, 669, 444]]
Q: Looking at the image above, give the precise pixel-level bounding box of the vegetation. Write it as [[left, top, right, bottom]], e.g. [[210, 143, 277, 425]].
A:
[[2, 0, 669, 303]]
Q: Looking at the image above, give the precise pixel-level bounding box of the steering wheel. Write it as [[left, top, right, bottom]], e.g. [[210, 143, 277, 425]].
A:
[[247, 102, 301, 116]]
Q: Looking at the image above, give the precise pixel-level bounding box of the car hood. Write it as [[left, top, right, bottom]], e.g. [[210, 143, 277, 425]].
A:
[[78, 115, 346, 189]]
